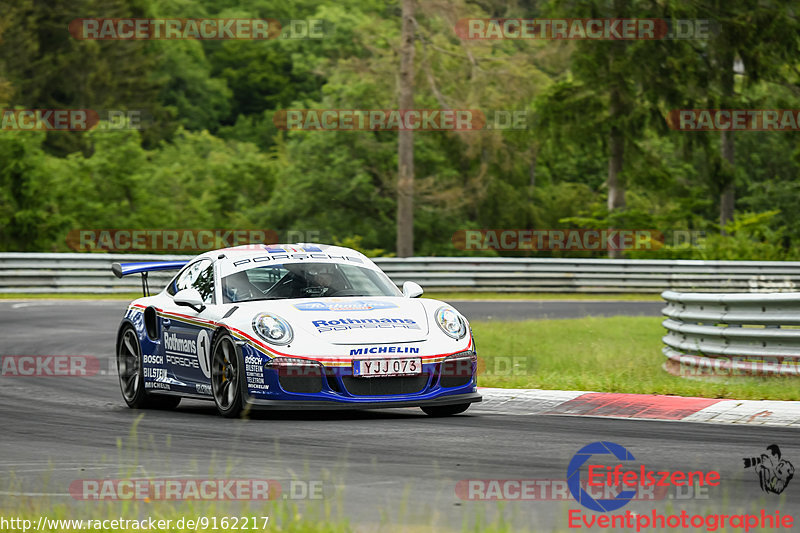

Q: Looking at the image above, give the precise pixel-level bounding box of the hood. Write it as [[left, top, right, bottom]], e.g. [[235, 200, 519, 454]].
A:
[[233, 297, 430, 345]]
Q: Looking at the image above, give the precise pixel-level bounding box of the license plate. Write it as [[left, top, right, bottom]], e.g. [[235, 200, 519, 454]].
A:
[[353, 358, 422, 377]]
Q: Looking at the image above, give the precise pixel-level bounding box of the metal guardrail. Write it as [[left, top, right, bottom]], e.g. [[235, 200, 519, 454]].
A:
[[2, 252, 800, 294], [661, 290, 800, 377], [377, 257, 800, 293], [0, 253, 190, 293]]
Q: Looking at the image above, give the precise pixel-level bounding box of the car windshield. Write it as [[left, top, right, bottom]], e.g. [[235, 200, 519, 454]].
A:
[[221, 262, 401, 303]]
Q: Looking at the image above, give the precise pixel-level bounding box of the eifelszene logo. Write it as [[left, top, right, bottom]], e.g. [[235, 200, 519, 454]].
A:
[[566, 441, 795, 531], [567, 441, 721, 512], [567, 441, 638, 512], [744, 444, 795, 495]]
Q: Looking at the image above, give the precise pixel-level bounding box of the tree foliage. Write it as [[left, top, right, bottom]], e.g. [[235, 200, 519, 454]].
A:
[[0, 0, 799, 259]]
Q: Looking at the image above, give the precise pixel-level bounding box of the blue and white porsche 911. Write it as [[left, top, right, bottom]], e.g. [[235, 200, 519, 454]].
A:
[[112, 243, 481, 417]]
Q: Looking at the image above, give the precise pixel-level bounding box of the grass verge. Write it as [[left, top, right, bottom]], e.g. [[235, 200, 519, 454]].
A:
[[425, 292, 661, 301], [472, 316, 800, 401]]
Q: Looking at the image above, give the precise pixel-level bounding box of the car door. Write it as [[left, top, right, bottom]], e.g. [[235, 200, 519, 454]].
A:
[[161, 259, 216, 393]]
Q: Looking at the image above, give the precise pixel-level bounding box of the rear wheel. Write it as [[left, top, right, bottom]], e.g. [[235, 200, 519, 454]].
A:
[[211, 333, 245, 418], [117, 325, 180, 409], [421, 403, 471, 417]]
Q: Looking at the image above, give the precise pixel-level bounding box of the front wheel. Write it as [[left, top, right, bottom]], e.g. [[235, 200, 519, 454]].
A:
[[117, 325, 181, 410], [211, 333, 245, 418], [421, 403, 471, 417]]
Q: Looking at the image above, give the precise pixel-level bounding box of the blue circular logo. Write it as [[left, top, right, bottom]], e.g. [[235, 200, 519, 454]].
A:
[[567, 441, 637, 512]]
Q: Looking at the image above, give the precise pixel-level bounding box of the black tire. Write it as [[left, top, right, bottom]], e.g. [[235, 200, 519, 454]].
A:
[[421, 403, 471, 417], [117, 325, 181, 410], [211, 332, 245, 418]]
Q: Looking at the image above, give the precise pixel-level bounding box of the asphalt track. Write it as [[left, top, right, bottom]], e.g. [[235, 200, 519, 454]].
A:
[[1, 300, 798, 532]]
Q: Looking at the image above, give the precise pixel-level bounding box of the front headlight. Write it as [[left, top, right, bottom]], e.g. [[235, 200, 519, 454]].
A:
[[264, 357, 323, 376], [435, 306, 467, 339], [253, 313, 293, 345]]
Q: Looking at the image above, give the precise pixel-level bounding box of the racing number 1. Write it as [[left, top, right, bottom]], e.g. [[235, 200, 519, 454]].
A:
[[197, 330, 211, 379]]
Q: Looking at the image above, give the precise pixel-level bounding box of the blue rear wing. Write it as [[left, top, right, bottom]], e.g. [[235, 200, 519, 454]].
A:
[[111, 261, 188, 279], [111, 260, 188, 297]]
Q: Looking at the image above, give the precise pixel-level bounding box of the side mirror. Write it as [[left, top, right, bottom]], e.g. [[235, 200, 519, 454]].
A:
[[174, 288, 206, 313], [402, 281, 424, 298]]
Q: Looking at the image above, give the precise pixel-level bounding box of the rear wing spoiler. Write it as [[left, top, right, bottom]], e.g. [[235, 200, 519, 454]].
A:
[[111, 260, 188, 296]]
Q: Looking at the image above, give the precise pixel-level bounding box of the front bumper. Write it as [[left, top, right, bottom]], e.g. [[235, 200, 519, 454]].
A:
[[241, 344, 479, 409], [243, 391, 482, 411]]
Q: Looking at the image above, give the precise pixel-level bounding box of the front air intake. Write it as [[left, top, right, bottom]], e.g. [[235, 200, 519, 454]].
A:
[[342, 375, 429, 396]]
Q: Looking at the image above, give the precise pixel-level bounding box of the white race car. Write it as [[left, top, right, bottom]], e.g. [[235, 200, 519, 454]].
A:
[[112, 243, 481, 417]]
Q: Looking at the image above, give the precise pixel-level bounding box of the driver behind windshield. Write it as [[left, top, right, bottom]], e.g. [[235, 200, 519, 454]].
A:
[[261, 263, 346, 299], [303, 264, 345, 296]]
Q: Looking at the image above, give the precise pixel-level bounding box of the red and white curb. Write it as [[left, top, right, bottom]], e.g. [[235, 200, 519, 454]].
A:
[[476, 387, 800, 427]]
